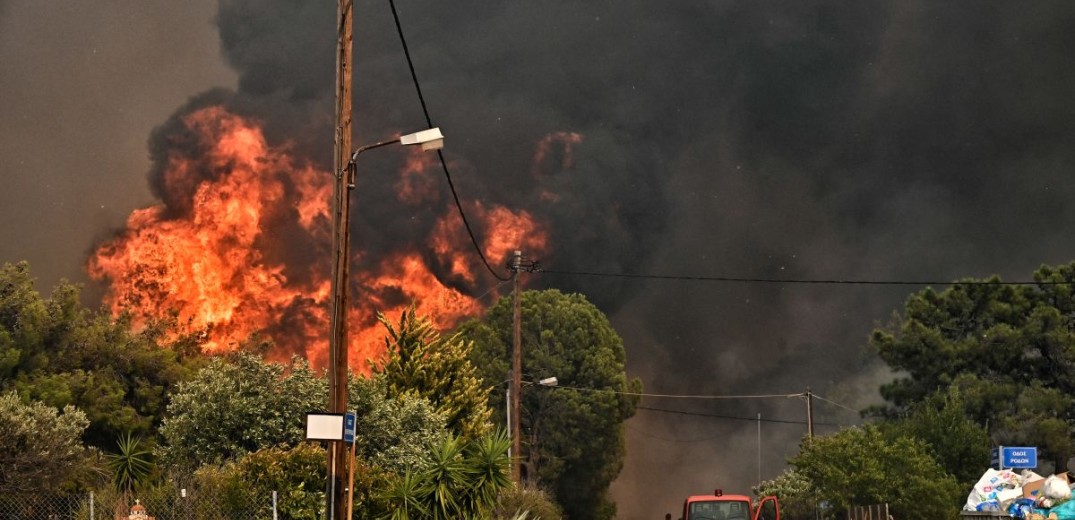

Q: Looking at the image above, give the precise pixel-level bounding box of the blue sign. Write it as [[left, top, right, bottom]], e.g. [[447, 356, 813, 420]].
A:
[[1000, 446, 1037, 468], [344, 412, 356, 444]]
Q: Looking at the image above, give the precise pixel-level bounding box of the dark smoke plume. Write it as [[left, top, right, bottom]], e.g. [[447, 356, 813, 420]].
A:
[[123, 0, 1075, 516]]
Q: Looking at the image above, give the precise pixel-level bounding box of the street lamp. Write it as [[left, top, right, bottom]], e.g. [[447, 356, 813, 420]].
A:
[[506, 375, 558, 482], [327, 126, 444, 520]]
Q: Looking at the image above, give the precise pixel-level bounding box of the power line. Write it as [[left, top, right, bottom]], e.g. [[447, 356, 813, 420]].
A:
[[539, 269, 1071, 286], [551, 384, 804, 400], [811, 393, 859, 414], [637, 405, 846, 427], [387, 0, 511, 282]]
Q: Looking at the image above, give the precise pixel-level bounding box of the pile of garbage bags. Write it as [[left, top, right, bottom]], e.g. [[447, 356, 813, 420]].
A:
[[965, 469, 1075, 519]]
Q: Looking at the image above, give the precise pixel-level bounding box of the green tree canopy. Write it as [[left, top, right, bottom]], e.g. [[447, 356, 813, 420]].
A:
[[157, 353, 326, 469], [872, 261, 1075, 469], [876, 388, 991, 488], [459, 289, 641, 520], [791, 425, 962, 519], [0, 391, 94, 493], [373, 307, 493, 440], [349, 376, 449, 474], [752, 469, 816, 520], [0, 261, 203, 448]]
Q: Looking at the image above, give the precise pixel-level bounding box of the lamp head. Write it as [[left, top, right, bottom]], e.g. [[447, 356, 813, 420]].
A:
[[399, 127, 444, 151]]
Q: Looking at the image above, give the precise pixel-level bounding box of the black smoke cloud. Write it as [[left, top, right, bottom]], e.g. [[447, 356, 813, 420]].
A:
[[140, 0, 1075, 516]]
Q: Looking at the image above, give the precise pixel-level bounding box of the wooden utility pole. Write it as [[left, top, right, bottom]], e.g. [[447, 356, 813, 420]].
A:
[[510, 250, 523, 482], [805, 388, 814, 438], [328, 0, 353, 519]]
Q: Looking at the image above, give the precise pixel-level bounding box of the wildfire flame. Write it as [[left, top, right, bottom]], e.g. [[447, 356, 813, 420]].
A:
[[89, 106, 548, 371]]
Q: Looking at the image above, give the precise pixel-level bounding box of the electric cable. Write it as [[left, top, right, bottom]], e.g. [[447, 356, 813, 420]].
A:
[[550, 384, 803, 400], [387, 0, 511, 282], [810, 394, 859, 414], [636, 403, 847, 427], [539, 269, 1071, 286]]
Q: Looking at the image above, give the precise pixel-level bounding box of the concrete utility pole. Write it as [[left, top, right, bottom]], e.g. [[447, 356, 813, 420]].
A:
[[328, 0, 353, 518], [510, 250, 523, 482]]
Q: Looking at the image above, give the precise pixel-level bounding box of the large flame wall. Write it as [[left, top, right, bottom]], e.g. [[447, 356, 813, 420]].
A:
[[89, 106, 548, 371]]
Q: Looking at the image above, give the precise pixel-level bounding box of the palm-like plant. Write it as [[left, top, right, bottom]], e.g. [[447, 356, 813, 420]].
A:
[[466, 428, 512, 514], [378, 471, 429, 520], [424, 434, 470, 519], [106, 433, 154, 500]]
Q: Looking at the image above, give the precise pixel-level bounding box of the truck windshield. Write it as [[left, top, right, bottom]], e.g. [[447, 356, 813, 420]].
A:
[[688, 500, 750, 520]]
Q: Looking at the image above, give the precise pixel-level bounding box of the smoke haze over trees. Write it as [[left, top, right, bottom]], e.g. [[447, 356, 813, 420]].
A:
[[5, 1, 1075, 516]]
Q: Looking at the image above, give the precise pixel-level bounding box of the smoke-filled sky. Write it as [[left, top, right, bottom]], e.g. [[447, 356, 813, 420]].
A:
[[5, 1, 1075, 517]]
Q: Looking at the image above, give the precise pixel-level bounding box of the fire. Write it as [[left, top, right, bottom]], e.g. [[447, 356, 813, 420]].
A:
[[88, 106, 550, 372]]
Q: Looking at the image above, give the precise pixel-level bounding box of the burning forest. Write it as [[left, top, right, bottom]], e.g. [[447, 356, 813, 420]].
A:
[[88, 105, 548, 370]]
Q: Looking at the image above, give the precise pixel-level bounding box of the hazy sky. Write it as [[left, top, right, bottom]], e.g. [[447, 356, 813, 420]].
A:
[[4, 1, 1075, 517]]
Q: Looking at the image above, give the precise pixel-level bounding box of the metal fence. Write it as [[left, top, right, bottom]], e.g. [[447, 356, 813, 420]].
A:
[[0, 487, 291, 520], [846, 504, 892, 520]]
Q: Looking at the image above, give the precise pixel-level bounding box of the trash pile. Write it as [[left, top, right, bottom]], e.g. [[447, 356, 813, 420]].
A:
[[965, 469, 1075, 519]]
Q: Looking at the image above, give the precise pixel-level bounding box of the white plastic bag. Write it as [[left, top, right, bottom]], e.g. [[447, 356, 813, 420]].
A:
[[965, 469, 1023, 511], [1044, 475, 1071, 500]]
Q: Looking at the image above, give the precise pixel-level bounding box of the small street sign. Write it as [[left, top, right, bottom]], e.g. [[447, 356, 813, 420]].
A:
[[344, 412, 356, 444]]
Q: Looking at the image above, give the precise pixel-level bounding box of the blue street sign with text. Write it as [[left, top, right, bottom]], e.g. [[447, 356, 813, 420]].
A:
[[344, 412, 356, 444], [999, 446, 1037, 469]]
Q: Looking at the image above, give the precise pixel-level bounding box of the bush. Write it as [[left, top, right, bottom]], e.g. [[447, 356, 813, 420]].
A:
[[492, 483, 562, 520]]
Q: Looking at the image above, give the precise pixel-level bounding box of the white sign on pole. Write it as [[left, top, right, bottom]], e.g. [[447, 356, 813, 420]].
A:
[[305, 413, 345, 441]]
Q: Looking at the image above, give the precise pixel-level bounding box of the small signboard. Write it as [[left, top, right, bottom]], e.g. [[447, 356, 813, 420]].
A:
[[344, 412, 356, 444], [305, 412, 345, 441], [1001, 447, 1037, 469]]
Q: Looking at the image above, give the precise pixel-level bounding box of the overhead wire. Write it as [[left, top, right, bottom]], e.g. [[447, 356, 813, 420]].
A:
[[636, 406, 846, 428], [810, 393, 859, 414], [538, 269, 1070, 286], [387, 0, 511, 282], [550, 384, 804, 400]]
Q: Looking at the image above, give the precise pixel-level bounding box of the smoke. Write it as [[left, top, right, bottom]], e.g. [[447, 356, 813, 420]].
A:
[[129, 0, 1075, 515], [6, 0, 1075, 516]]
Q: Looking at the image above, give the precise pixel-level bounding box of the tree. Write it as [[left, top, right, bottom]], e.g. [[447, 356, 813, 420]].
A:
[[790, 425, 962, 519], [877, 388, 991, 488], [752, 469, 817, 520], [349, 376, 449, 474], [0, 261, 203, 449], [374, 307, 493, 440], [459, 289, 641, 520], [0, 391, 93, 493], [157, 353, 326, 469], [192, 443, 327, 520], [871, 262, 1075, 470]]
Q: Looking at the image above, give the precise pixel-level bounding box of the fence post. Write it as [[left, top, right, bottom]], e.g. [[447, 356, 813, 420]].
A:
[[90, 491, 95, 520], [272, 490, 278, 520]]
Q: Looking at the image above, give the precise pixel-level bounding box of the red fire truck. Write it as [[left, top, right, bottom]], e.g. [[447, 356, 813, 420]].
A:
[[678, 489, 780, 520]]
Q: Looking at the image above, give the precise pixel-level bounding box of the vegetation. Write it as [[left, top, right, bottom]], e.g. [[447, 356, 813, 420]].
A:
[[791, 425, 963, 519], [372, 430, 512, 520], [106, 433, 155, 500], [0, 390, 96, 493], [0, 261, 203, 449], [753, 469, 816, 520], [374, 307, 493, 440], [156, 352, 326, 469], [871, 261, 1075, 471], [460, 289, 641, 520], [192, 442, 327, 520], [491, 483, 563, 520]]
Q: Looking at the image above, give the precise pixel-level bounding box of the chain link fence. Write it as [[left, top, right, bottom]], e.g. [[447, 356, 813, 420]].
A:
[[0, 486, 299, 520]]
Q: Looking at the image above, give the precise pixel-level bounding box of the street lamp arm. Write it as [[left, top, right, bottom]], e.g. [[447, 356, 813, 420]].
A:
[[350, 138, 400, 162]]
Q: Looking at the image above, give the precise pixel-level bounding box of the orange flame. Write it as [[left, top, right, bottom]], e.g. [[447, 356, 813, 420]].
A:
[[88, 106, 550, 372]]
